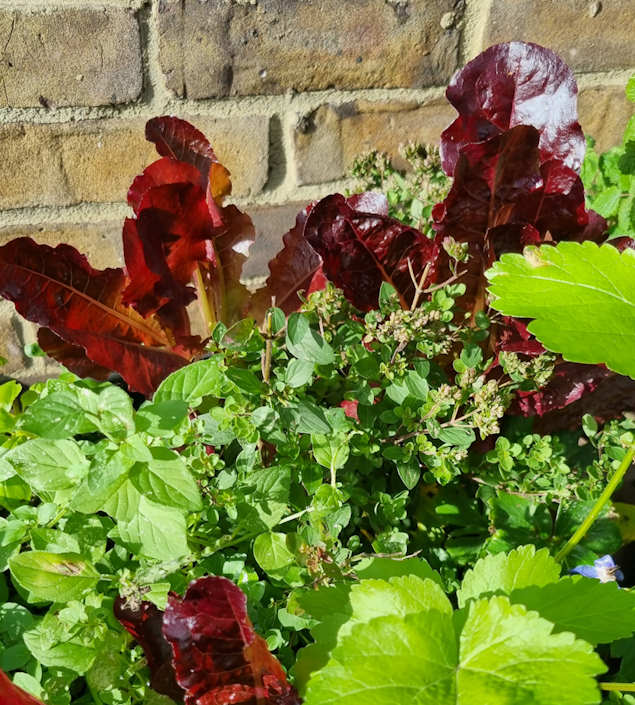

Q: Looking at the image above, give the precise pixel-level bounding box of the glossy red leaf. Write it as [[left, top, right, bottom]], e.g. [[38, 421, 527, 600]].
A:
[[250, 205, 324, 320], [440, 41, 585, 176], [0, 238, 191, 396], [114, 597, 185, 702], [163, 576, 301, 705], [128, 157, 203, 215], [145, 116, 232, 212], [304, 193, 439, 311], [0, 670, 45, 705]]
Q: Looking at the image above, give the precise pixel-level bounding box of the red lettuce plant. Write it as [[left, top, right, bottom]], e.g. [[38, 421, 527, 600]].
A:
[[0, 670, 45, 705], [114, 576, 301, 705]]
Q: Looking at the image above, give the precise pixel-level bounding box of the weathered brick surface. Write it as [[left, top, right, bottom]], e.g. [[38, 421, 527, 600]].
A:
[[294, 99, 457, 185], [243, 202, 308, 280], [483, 0, 635, 73], [0, 8, 142, 108], [158, 0, 463, 99], [578, 86, 635, 153], [0, 222, 123, 385], [0, 116, 270, 209]]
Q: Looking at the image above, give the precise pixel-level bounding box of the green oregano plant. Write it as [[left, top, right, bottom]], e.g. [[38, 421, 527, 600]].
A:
[[0, 41, 634, 705]]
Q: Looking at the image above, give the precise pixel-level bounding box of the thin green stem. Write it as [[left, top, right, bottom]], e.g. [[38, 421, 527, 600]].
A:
[[600, 682, 635, 692], [555, 443, 635, 563]]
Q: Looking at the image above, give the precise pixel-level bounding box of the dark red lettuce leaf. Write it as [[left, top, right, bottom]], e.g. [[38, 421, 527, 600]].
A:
[[0, 670, 45, 705], [114, 597, 184, 702], [433, 125, 593, 319], [145, 116, 232, 215], [250, 205, 324, 320], [0, 238, 192, 396], [163, 577, 301, 705], [128, 157, 203, 215], [440, 41, 585, 176], [304, 193, 439, 311], [37, 328, 112, 381]]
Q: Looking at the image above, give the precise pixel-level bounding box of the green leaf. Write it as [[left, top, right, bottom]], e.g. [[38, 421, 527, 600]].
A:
[[510, 575, 635, 645], [19, 390, 94, 439], [153, 356, 225, 406], [285, 359, 315, 388], [71, 448, 135, 516], [304, 596, 604, 705], [458, 545, 560, 607], [353, 557, 443, 586], [591, 185, 621, 217], [130, 447, 202, 512], [0, 380, 21, 411], [135, 399, 189, 437], [7, 439, 90, 491], [287, 400, 331, 434], [286, 313, 335, 365], [9, 551, 99, 603], [311, 433, 349, 471], [253, 532, 296, 579], [117, 496, 189, 561], [437, 426, 476, 449], [396, 458, 420, 490], [487, 242, 635, 378], [226, 366, 265, 395], [627, 74, 635, 103]]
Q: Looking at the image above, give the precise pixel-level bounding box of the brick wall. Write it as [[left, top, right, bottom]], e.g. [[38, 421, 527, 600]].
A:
[[1, 0, 634, 382]]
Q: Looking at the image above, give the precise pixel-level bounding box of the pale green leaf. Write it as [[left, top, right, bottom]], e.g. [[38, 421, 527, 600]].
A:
[[9, 551, 99, 603], [153, 356, 225, 406], [253, 532, 296, 579], [458, 544, 560, 607], [7, 439, 90, 491], [487, 242, 635, 378]]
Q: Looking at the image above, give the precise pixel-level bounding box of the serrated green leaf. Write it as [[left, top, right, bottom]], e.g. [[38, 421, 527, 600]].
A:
[[71, 448, 135, 516], [9, 551, 99, 603], [130, 447, 202, 512], [458, 545, 560, 607], [7, 439, 90, 492], [117, 496, 188, 561], [153, 356, 225, 406], [19, 390, 94, 439], [353, 556, 443, 586], [510, 575, 635, 645], [304, 596, 604, 705], [487, 242, 635, 378]]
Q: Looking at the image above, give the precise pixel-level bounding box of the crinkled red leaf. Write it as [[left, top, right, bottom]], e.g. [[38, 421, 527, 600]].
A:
[[304, 193, 439, 311], [440, 41, 585, 176], [145, 116, 232, 214], [0, 238, 191, 396], [114, 597, 185, 702], [123, 182, 214, 336], [433, 126, 592, 319], [250, 205, 324, 320], [0, 670, 45, 705], [162, 576, 301, 705], [128, 157, 203, 215], [37, 328, 112, 381]]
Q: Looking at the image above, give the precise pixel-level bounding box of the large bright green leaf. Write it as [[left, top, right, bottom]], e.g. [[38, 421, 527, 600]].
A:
[[487, 242, 635, 378], [458, 544, 560, 607], [510, 575, 635, 645], [304, 596, 604, 705], [153, 355, 225, 406], [9, 551, 99, 603], [7, 439, 90, 491]]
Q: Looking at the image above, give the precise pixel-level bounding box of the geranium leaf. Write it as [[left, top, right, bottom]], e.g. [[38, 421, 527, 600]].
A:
[[458, 545, 560, 607], [488, 241, 635, 378], [162, 576, 301, 705], [0, 669, 45, 705], [440, 41, 585, 176], [304, 193, 439, 311], [304, 596, 604, 705], [0, 238, 191, 396], [511, 576, 635, 645]]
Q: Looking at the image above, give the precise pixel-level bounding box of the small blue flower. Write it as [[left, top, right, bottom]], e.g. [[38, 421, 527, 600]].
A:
[[570, 554, 624, 583]]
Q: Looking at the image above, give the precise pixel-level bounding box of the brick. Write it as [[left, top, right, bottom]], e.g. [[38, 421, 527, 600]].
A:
[[0, 116, 269, 209], [578, 86, 635, 153], [0, 222, 123, 385], [0, 8, 142, 108], [243, 202, 308, 281], [483, 0, 635, 73], [294, 98, 456, 185], [157, 0, 462, 99]]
